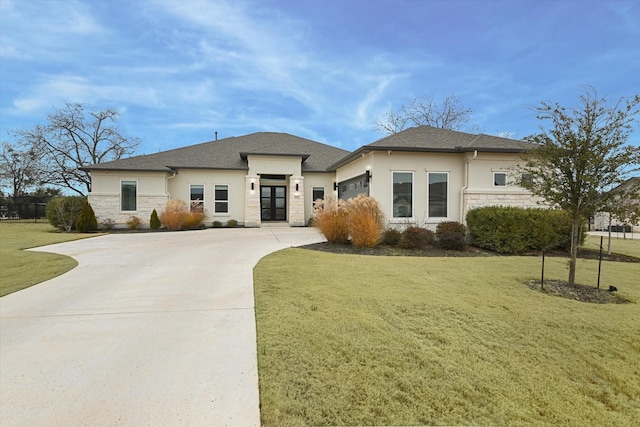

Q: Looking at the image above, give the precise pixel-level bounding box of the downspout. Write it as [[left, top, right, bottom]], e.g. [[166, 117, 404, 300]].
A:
[[165, 170, 177, 199], [460, 150, 478, 223]]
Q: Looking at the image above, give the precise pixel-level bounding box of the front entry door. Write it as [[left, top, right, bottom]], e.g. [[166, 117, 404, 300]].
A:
[[261, 185, 287, 221]]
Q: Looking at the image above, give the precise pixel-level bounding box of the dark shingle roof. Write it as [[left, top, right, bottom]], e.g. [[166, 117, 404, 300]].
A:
[[329, 126, 534, 169], [83, 132, 350, 173]]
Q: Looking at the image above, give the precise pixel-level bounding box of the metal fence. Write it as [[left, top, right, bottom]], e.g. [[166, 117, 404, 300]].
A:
[[0, 203, 48, 222]]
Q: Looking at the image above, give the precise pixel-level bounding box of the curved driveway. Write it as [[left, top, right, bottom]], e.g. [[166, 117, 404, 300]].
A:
[[0, 227, 325, 427]]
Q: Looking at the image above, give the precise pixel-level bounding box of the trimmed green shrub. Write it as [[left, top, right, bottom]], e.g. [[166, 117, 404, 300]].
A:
[[382, 228, 402, 246], [435, 221, 467, 250], [399, 226, 434, 250], [466, 206, 584, 254], [212, 220, 223, 228], [150, 209, 161, 230], [227, 219, 239, 228], [46, 196, 85, 231], [75, 199, 98, 232]]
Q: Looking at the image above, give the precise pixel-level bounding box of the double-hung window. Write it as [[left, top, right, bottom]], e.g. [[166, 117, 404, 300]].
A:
[[312, 187, 324, 207], [392, 172, 413, 218], [214, 185, 229, 214], [121, 180, 137, 211], [428, 173, 448, 218], [190, 184, 204, 212]]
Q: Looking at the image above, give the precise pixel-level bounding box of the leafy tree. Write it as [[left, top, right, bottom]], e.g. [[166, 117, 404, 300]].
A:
[[519, 88, 640, 285], [375, 94, 476, 135], [16, 103, 140, 195], [0, 141, 43, 199]]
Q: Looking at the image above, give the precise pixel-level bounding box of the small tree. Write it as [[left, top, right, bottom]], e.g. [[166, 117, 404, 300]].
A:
[[519, 88, 640, 286], [149, 208, 161, 230], [46, 196, 85, 231], [75, 199, 98, 232]]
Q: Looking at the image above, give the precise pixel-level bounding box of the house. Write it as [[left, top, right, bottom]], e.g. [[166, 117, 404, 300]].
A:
[[83, 126, 541, 228], [592, 177, 640, 233]]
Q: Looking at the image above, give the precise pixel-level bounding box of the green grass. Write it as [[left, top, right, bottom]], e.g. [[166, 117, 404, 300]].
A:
[[0, 223, 96, 296], [584, 234, 640, 259], [254, 249, 640, 426]]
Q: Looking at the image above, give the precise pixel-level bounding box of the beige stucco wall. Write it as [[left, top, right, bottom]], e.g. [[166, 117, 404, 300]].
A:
[[247, 155, 302, 176], [166, 169, 247, 225], [303, 172, 336, 224]]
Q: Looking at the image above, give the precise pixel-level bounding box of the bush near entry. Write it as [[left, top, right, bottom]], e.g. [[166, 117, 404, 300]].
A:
[[466, 206, 584, 254], [435, 221, 467, 250]]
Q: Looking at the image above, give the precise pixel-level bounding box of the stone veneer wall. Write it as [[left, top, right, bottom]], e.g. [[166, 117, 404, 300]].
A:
[[289, 176, 305, 226], [244, 176, 261, 227], [88, 193, 168, 227], [463, 190, 546, 222]]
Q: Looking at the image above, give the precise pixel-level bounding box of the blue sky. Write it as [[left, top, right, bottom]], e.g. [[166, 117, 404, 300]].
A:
[[1, 0, 639, 156]]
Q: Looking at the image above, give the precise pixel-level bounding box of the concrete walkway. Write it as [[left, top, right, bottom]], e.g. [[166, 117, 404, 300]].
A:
[[0, 227, 325, 427]]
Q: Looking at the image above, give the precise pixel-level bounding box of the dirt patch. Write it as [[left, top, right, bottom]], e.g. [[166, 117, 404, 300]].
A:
[[523, 279, 632, 304]]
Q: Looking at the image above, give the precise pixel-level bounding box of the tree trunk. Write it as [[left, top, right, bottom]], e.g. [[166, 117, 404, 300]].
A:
[[568, 217, 580, 286]]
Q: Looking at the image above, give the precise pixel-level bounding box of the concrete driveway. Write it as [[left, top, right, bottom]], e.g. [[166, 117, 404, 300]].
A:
[[0, 227, 325, 427]]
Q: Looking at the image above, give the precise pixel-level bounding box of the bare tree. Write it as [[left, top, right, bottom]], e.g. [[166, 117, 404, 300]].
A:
[[519, 88, 640, 286], [375, 94, 475, 135], [17, 103, 140, 195], [0, 141, 42, 199]]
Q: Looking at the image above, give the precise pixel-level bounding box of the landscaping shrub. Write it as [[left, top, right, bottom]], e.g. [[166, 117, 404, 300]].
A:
[[212, 220, 222, 228], [149, 209, 161, 230], [313, 196, 349, 244], [466, 206, 584, 254], [126, 215, 142, 230], [46, 196, 85, 231], [183, 211, 205, 230], [227, 219, 238, 228], [399, 226, 434, 249], [381, 228, 402, 246], [75, 199, 98, 233], [346, 194, 384, 248], [435, 221, 467, 250], [159, 199, 188, 231], [100, 218, 116, 230]]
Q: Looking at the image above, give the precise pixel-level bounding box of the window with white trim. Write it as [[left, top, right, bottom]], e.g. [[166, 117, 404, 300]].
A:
[[392, 172, 413, 218], [190, 184, 204, 212], [214, 185, 229, 213], [494, 172, 507, 187], [121, 180, 137, 211], [428, 172, 448, 218]]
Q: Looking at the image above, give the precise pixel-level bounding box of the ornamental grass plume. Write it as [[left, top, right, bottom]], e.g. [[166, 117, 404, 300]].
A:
[[313, 196, 349, 244], [346, 194, 385, 248], [159, 199, 189, 231]]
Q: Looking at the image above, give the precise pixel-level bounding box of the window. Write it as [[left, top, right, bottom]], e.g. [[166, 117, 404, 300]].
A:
[[392, 172, 413, 218], [190, 184, 204, 212], [121, 181, 137, 211], [214, 185, 229, 213], [428, 173, 448, 218], [494, 172, 507, 187], [312, 187, 324, 206]]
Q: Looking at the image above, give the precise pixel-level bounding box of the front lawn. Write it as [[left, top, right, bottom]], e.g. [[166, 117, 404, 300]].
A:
[[254, 248, 640, 426], [0, 223, 96, 296]]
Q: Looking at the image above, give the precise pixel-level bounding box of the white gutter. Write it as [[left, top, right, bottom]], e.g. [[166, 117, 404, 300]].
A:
[[165, 171, 177, 198], [460, 150, 478, 223]]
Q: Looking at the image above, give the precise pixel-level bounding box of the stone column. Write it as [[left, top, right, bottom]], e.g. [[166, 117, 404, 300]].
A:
[[289, 175, 305, 226], [244, 175, 261, 227]]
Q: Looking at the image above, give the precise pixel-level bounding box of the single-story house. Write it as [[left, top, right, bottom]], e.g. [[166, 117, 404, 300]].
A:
[[83, 126, 541, 228], [592, 177, 640, 233]]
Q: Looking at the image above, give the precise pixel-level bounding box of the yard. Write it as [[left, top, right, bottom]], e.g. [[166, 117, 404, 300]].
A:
[[0, 222, 95, 296], [254, 240, 640, 426]]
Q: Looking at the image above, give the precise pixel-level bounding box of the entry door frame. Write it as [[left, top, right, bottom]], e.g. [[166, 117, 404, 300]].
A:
[[260, 185, 287, 221]]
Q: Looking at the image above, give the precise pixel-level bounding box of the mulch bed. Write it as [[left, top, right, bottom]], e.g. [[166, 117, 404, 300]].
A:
[[300, 242, 637, 304]]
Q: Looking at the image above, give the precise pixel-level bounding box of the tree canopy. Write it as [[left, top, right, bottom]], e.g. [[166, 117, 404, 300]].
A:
[[374, 94, 475, 135], [15, 103, 140, 195], [519, 87, 640, 285]]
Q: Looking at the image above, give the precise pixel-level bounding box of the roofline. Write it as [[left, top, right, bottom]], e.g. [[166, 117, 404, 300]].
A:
[[239, 152, 311, 161], [327, 145, 530, 170]]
